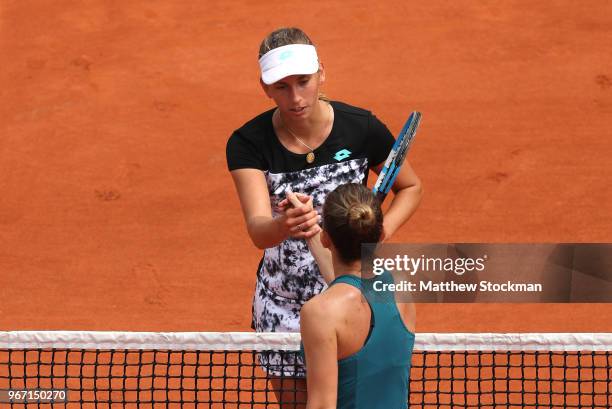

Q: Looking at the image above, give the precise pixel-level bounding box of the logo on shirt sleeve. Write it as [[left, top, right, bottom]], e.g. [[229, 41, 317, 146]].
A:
[[333, 149, 352, 161]]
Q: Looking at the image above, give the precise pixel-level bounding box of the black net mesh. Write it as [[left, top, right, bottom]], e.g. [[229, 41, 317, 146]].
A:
[[0, 333, 610, 408]]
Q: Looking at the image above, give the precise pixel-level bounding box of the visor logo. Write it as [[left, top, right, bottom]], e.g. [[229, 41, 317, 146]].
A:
[[333, 149, 352, 161], [279, 50, 293, 61]]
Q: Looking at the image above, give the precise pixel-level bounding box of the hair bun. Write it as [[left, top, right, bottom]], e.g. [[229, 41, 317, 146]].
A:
[[322, 183, 383, 262], [347, 204, 375, 232]]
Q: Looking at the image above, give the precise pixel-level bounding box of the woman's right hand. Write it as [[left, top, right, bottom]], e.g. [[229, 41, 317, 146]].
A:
[[230, 168, 321, 248], [277, 192, 321, 240]]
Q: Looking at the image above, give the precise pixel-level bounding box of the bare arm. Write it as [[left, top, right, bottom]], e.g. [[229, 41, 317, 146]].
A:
[[285, 191, 334, 283], [230, 169, 320, 249], [301, 299, 338, 409], [397, 296, 417, 333], [372, 159, 423, 240], [304, 233, 334, 283]]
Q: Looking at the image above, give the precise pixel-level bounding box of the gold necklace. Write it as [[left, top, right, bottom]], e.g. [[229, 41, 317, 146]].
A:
[[279, 103, 332, 164]]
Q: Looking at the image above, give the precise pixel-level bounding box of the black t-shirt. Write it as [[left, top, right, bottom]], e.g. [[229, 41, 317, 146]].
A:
[[226, 100, 395, 302], [227, 100, 394, 175]]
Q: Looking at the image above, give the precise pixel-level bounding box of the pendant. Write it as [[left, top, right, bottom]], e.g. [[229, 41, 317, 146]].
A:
[[306, 151, 315, 164]]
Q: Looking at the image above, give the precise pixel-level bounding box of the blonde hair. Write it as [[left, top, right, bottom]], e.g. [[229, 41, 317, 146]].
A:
[[323, 183, 383, 262], [258, 27, 329, 102], [258, 27, 313, 58]]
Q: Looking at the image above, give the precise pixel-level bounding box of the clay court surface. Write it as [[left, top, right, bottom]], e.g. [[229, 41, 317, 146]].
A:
[[1, 1, 610, 332]]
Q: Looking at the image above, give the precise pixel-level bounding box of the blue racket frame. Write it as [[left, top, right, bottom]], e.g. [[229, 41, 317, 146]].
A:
[[372, 111, 422, 202]]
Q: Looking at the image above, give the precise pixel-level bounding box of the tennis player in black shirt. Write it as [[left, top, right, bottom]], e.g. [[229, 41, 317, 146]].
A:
[[226, 26, 422, 403]]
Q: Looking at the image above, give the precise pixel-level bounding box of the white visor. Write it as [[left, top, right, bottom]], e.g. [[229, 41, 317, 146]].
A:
[[259, 44, 319, 85]]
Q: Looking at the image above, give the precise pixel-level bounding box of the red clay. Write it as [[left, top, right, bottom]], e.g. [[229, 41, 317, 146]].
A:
[[1, 1, 611, 332]]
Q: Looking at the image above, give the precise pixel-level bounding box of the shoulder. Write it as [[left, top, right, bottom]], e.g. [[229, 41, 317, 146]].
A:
[[301, 292, 335, 326], [237, 108, 275, 135], [226, 109, 275, 171], [301, 293, 328, 321], [331, 100, 388, 137], [302, 284, 361, 323], [227, 108, 274, 146], [301, 295, 335, 340], [331, 100, 373, 119]]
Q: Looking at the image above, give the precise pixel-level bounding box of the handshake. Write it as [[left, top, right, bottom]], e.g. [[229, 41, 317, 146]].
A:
[[276, 189, 322, 239]]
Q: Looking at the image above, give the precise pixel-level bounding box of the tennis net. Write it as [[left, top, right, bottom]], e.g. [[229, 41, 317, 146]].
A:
[[1, 331, 610, 408]]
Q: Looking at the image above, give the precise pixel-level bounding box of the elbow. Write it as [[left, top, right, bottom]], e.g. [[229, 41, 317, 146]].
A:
[[252, 240, 269, 250], [400, 180, 423, 202], [248, 231, 270, 250], [246, 224, 276, 250], [245, 216, 285, 249], [398, 177, 423, 197], [408, 176, 424, 202], [415, 181, 424, 200]]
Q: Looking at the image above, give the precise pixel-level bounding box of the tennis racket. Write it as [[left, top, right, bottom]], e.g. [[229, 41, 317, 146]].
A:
[[372, 111, 422, 202]]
